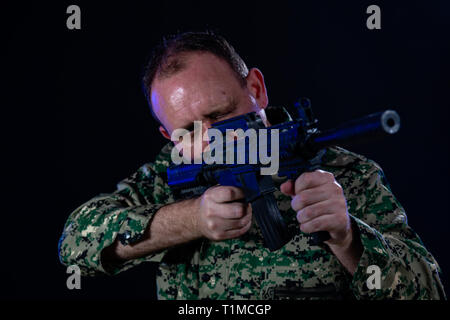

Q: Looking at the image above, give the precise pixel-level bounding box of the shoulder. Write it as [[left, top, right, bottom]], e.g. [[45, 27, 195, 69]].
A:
[[320, 146, 392, 194], [321, 146, 383, 177], [154, 143, 174, 168], [117, 143, 173, 189], [142, 142, 174, 176], [115, 143, 174, 203]]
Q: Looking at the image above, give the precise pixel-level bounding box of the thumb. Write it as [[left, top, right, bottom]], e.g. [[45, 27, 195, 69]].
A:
[[280, 179, 295, 197]]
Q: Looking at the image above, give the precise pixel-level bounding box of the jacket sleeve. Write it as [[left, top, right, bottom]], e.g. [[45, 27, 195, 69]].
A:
[[343, 160, 446, 299], [58, 161, 172, 276]]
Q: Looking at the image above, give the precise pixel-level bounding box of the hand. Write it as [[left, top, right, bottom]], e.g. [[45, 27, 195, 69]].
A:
[[280, 170, 352, 248], [194, 186, 252, 241]]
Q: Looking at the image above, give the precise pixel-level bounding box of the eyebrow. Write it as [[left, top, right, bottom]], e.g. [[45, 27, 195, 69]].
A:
[[204, 97, 238, 120], [182, 98, 238, 132]]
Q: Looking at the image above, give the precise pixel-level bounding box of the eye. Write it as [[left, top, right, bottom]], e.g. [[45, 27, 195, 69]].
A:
[[212, 112, 230, 121], [184, 123, 195, 132], [213, 114, 226, 120]]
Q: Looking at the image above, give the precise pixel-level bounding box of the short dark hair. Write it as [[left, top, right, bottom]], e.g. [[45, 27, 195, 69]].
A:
[[142, 31, 249, 124]]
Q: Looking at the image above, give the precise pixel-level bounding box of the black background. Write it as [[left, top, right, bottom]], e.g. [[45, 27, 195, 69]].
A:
[[3, 1, 449, 300]]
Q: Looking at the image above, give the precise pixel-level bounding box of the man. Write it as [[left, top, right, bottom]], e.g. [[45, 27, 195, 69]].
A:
[[59, 31, 445, 299]]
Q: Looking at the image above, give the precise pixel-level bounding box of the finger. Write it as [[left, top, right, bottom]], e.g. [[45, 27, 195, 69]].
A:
[[208, 186, 245, 203], [216, 202, 252, 220], [223, 204, 252, 230], [217, 202, 248, 219], [296, 199, 335, 224], [205, 213, 250, 236], [290, 183, 334, 211], [224, 216, 252, 238], [299, 214, 337, 234], [223, 211, 252, 231], [295, 170, 335, 194], [280, 179, 295, 196]]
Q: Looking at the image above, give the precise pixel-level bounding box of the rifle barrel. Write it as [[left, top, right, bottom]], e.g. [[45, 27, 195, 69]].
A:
[[313, 110, 400, 150]]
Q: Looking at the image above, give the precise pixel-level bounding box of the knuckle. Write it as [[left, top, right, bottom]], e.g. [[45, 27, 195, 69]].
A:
[[325, 171, 335, 181], [332, 181, 343, 193], [303, 172, 313, 184], [203, 190, 211, 201], [312, 170, 322, 176], [204, 208, 214, 218], [317, 169, 332, 177], [295, 174, 305, 188], [204, 188, 216, 201], [207, 220, 216, 231], [332, 187, 342, 198], [300, 191, 310, 205], [313, 170, 324, 179]]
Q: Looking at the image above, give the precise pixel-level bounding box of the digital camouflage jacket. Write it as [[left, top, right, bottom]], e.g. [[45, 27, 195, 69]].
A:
[[58, 144, 446, 299]]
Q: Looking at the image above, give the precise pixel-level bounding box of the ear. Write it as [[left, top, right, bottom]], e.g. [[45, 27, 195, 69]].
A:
[[159, 125, 171, 140], [245, 68, 269, 109]]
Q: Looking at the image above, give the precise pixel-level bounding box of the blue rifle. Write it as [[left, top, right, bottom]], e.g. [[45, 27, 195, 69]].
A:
[[167, 98, 400, 251]]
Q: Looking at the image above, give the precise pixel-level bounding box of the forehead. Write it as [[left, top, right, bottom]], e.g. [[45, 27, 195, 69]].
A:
[[153, 52, 240, 96], [151, 52, 244, 127]]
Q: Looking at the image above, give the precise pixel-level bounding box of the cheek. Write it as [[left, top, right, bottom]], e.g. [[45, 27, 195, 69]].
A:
[[233, 96, 260, 116]]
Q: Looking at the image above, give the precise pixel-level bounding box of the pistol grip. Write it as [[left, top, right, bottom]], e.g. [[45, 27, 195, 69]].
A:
[[238, 173, 290, 251], [250, 193, 290, 251]]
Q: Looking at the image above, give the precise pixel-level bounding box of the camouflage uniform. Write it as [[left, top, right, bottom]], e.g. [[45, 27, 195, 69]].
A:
[[59, 143, 446, 299]]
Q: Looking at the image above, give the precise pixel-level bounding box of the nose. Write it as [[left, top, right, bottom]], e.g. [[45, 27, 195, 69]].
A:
[[202, 120, 212, 131]]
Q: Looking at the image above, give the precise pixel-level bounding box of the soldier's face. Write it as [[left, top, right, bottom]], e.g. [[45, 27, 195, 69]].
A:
[[151, 52, 269, 153]]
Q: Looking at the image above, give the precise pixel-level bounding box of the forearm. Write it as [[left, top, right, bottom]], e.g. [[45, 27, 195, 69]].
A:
[[342, 216, 446, 299], [327, 222, 363, 275], [102, 198, 201, 262]]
